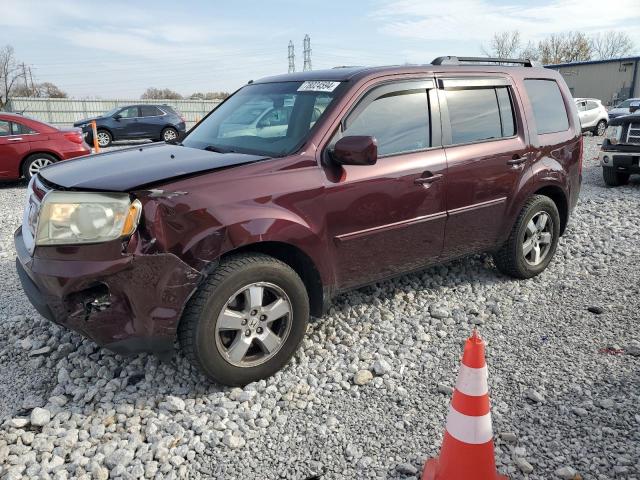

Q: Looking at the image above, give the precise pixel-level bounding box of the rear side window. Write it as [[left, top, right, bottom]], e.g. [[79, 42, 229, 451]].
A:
[[11, 122, 36, 135], [445, 87, 515, 145], [140, 106, 163, 117], [342, 89, 430, 156], [586, 100, 599, 110], [524, 79, 569, 134], [0, 120, 10, 137]]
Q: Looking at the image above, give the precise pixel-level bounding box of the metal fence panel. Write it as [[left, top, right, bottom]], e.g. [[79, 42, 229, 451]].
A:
[[6, 97, 222, 128]]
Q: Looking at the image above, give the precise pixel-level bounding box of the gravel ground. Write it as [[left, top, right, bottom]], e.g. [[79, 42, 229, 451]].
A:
[[0, 136, 638, 479]]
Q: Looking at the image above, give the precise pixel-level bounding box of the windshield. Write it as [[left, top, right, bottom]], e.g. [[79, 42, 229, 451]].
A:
[[616, 99, 636, 108], [182, 81, 345, 157]]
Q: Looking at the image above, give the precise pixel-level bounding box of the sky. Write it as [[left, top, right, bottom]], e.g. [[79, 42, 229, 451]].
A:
[[1, 0, 639, 99]]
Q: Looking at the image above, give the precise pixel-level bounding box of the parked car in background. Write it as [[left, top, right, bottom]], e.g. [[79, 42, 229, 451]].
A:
[[74, 104, 186, 148], [600, 101, 640, 186], [608, 98, 640, 119], [15, 57, 582, 385], [0, 113, 89, 181], [575, 98, 608, 135]]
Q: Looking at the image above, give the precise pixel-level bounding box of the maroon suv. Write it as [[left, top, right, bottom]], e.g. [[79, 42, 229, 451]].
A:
[[15, 57, 582, 385]]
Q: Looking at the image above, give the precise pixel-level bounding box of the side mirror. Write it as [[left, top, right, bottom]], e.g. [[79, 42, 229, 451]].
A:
[[331, 136, 378, 166], [629, 102, 640, 113], [113, 114, 122, 121]]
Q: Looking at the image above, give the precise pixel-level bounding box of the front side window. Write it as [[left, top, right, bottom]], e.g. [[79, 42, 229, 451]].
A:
[[524, 79, 569, 134], [0, 120, 10, 137], [119, 107, 139, 118], [338, 88, 430, 156], [183, 81, 345, 157], [446, 86, 515, 145]]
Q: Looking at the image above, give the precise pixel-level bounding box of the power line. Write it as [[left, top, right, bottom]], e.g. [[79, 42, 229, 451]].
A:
[[303, 34, 312, 71], [288, 40, 296, 73]]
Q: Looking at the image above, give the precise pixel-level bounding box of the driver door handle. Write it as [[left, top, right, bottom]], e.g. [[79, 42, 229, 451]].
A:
[[507, 155, 527, 166]]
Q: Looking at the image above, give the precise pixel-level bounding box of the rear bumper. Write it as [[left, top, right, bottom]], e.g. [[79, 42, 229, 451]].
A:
[[599, 150, 640, 173], [14, 228, 202, 355]]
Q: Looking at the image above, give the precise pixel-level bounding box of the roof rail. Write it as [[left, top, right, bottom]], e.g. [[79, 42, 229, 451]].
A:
[[432, 56, 541, 67]]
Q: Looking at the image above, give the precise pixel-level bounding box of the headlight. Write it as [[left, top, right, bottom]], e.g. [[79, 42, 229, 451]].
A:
[[35, 192, 141, 246], [604, 125, 622, 144]]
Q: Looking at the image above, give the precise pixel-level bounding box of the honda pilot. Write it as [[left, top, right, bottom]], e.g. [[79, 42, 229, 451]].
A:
[[15, 57, 582, 386]]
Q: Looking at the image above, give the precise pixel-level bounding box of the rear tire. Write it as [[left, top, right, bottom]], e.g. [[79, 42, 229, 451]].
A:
[[96, 129, 112, 148], [493, 195, 560, 279], [178, 253, 309, 386], [602, 167, 629, 187], [162, 127, 178, 142], [22, 153, 57, 181], [594, 120, 607, 136]]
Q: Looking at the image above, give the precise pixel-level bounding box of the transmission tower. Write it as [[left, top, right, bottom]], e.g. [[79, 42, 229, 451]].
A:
[[288, 41, 296, 73], [303, 34, 312, 71]]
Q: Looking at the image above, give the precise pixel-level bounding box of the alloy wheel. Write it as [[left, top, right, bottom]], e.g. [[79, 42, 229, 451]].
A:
[[215, 282, 293, 368], [597, 121, 606, 136], [163, 129, 177, 141], [97, 132, 111, 147], [522, 211, 553, 266], [28, 158, 54, 176]]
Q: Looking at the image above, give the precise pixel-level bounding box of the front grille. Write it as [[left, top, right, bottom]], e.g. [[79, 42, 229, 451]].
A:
[[626, 123, 640, 144]]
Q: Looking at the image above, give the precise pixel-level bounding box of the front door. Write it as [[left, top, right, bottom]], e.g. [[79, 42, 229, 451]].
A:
[[437, 76, 530, 259], [0, 119, 31, 179], [113, 106, 140, 138], [323, 79, 447, 290]]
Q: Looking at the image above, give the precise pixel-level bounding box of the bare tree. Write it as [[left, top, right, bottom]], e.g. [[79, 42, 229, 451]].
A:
[[0, 45, 23, 109], [13, 81, 67, 98], [141, 87, 183, 100], [519, 41, 540, 61], [538, 32, 592, 64], [190, 91, 230, 100], [482, 31, 522, 58], [592, 31, 634, 59]]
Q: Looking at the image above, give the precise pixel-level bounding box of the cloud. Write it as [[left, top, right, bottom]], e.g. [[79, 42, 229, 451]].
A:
[[373, 0, 640, 46]]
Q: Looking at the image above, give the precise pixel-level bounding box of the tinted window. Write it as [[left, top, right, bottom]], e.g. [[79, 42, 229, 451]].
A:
[[343, 89, 430, 156], [119, 107, 139, 118], [0, 120, 9, 137], [446, 87, 515, 144], [140, 106, 163, 117], [524, 79, 569, 134]]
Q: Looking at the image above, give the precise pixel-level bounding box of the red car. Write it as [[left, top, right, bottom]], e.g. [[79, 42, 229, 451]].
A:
[[0, 113, 90, 181]]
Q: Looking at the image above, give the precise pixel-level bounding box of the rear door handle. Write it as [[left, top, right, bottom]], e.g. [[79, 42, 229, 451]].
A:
[[414, 173, 443, 186], [7, 137, 23, 142], [507, 155, 527, 166]]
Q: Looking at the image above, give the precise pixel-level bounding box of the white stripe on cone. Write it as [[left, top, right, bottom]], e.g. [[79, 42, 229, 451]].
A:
[[455, 364, 488, 397], [445, 406, 493, 444]]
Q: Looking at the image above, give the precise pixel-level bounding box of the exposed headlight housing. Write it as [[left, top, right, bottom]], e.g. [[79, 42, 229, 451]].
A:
[[35, 192, 141, 246], [604, 125, 622, 144]]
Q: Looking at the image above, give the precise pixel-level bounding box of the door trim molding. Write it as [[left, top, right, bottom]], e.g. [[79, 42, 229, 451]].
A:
[[334, 211, 447, 244], [448, 197, 507, 216]]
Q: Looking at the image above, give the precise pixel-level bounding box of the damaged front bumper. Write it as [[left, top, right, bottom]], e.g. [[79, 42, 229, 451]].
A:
[[14, 227, 202, 356]]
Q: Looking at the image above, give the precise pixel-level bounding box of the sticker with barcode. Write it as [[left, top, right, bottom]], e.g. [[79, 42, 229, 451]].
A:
[[297, 81, 341, 92]]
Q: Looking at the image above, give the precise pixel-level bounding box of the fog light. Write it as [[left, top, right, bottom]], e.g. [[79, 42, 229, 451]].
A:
[[603, 156, 609, 164]]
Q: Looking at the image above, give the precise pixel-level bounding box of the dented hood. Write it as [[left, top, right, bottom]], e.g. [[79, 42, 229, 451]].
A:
[[39, 143, 268, 191]]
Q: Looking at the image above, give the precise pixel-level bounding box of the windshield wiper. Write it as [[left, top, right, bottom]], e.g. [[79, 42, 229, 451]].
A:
[[204, 145, 236, 154]]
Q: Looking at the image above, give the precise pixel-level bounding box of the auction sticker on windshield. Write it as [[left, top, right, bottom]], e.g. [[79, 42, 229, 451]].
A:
[[297, 81, 341, 92]]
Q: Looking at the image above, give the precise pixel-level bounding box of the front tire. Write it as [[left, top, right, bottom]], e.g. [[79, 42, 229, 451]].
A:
[[594, 120, 607, 136], [493, 195, 560, 279], [603, 167, 629, 187], [178, 253, 309, 386], [22, 153, 57, 181], [96, 129, 112, 148]]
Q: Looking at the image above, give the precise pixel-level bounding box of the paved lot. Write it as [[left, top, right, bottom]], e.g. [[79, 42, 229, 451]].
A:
[[0, 136, 638, 479]]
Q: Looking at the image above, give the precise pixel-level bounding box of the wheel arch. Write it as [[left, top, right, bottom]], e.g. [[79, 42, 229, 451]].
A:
[[532, 184, 569, 235], [222, 241, 327, 318]]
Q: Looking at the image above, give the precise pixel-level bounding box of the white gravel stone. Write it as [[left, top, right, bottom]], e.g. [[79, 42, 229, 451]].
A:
[[353, 370, 373, 385], [29, 407, 50, 426]]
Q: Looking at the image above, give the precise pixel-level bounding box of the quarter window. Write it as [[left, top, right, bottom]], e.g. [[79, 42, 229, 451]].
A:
[[341, 89, 430, 156], [445, 87, 516, 145], [524, 79, 569, 134]]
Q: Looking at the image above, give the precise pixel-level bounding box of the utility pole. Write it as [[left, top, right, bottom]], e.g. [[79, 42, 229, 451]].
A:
[[303, 34, 312, 72], [288, 40, 296, 73], [28, 67, 35, 94], [19, 62, 29, 93]]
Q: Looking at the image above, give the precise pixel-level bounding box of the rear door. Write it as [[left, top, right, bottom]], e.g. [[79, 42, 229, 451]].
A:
[[138, 105, 165, 139], [0, 119, 31, 179], [322, 79, 448, 290], [437, 76, 530, 259]]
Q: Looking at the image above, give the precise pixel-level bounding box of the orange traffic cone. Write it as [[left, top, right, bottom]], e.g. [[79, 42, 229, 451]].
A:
[[422, 329, 508, 480]]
